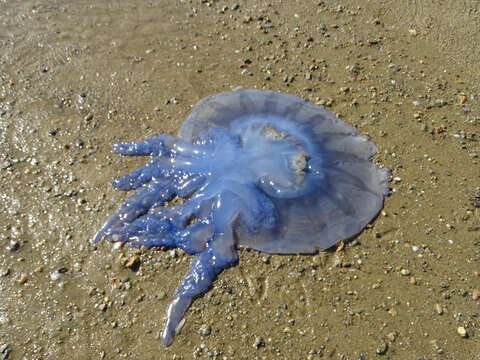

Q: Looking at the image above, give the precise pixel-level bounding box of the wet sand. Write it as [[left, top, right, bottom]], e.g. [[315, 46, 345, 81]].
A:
[[0, 1, 479, 359]]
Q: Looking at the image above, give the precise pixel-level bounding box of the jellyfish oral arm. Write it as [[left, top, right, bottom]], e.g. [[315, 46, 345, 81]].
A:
[[160, 190, 242, 345], [161, 227, 238, 346]]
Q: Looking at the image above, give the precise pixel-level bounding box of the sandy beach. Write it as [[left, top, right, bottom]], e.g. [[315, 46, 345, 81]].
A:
[[0, 1, 479, 359]]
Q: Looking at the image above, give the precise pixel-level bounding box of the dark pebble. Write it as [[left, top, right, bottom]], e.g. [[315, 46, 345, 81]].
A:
[[253, 336, 265, 349], [471, 199, 480, 208], [0, 344, 11, 360], [7, 240, 20, 252], [0, 268, 10, 277], [124, 255, 141, 271], [48, 128, 59, 136]]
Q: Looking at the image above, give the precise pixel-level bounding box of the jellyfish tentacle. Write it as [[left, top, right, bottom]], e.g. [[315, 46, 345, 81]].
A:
[[108, 215, 172, 242], [160, 190, 242, 345], [129, 221, 213, 254], [111, 181, 173, 222], [128, 234, 176, 248], [171, 174, 206, 197], [112, 157, 173, 191], [112, 134, 175, 156], [214, 181, 277, 232], [90, 180, 173, 243], [113, 134, 207, 158], [106, 195, 214, 253], [107, 206, 210, 250], [161, 227, 238, 346], [173, 222, 214, 253], [170, 139, 209, 158]]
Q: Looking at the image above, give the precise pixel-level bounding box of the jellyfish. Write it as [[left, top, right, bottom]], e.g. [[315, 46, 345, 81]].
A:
[[91, 89, 390, 345]]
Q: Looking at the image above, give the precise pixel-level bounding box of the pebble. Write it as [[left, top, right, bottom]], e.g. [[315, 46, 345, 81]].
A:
[[6, 240, 20, 252], [124, 255, 141, 270], [0, 161, 12, 170], [0, 344, 11, 359], [50, 271, 61, 281], [18, 273, 28, 285], [346, 63, 361, 75], [0, 268, 10, 277], [74, 138, 84, 147], [198, 324, 211, 336], [386, 332, 397, 341], [457, 326, 468, 338], [47, 128, 59, 136], [400, 268, 411, 276], [253, 336, 265, 349], [375, 341, 388, 355], [112, 242, 123, 251], [165, 97, 179, 105]]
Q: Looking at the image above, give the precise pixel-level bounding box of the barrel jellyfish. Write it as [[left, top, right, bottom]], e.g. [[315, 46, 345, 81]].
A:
[[91, 89, 390, 345]]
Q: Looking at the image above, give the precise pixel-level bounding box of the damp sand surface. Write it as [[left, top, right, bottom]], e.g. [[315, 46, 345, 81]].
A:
[[0, 1, 479, 359]]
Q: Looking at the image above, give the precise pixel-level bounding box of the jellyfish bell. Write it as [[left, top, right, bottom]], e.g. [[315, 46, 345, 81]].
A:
[[180, 89, 390, 253]]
